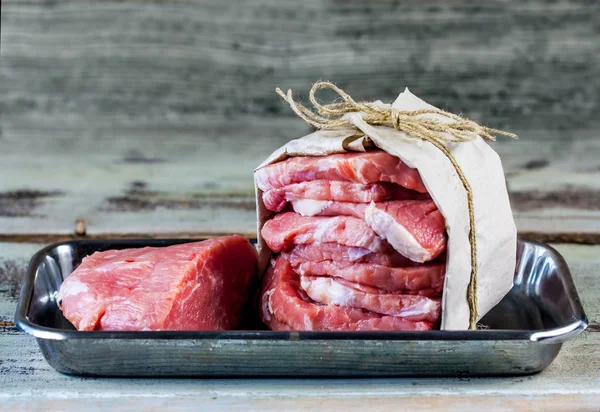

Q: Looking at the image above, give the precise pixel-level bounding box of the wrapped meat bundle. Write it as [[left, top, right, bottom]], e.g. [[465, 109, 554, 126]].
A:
[[255, 82, 517, 331]]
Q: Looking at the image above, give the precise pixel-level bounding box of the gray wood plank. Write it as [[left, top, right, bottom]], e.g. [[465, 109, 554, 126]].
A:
[[1, 0, 600, 240], [0, 243, 40, 325], [2, 118, 600, 239], [2, 0, 599, 129], [0, 242, 598, 409]]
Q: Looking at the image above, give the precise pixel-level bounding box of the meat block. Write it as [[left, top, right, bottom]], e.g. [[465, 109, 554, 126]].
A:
[[58, 236, 258, 331]]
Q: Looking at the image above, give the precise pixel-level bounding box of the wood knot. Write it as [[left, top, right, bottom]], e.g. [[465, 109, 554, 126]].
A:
[[75, 218, 87, 236]]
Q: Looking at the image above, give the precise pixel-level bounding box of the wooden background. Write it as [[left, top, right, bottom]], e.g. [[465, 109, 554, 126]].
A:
[[1, 0, 599, 410], [2, 0, 600, 241]]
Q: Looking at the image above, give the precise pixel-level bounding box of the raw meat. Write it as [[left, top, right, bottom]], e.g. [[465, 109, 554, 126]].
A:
[[261, 212, 390, 253], [255, 151, 427, 193], [292, 199, 446, 262], [260, 256, 434, 331], [262, 180, 428, 212], [300, 276, 441, 322], [365, 201, 446, 262], [294, 260, 445, 295], [283, 243, 415, 267], [57, 236, 258, 331], [257, 150, 448, 332]]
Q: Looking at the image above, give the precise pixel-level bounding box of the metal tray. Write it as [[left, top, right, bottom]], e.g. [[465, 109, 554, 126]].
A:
[[15, 239, 587, 377]]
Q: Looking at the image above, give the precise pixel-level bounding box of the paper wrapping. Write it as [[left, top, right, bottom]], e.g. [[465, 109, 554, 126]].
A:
[[254, 89, 517, 330]]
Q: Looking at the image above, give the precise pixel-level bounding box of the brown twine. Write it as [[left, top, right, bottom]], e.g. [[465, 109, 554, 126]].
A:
[[276, 81, 518, 330]]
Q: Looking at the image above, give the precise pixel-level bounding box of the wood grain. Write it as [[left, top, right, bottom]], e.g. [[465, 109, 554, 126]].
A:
[[2, 0, 599, 127], [3, 117, 600, 241], [2, 0, 600, 240], [2, 391, 600, 412]]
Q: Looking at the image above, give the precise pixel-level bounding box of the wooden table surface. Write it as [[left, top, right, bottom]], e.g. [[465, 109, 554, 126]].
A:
[[1, 0, 599, 410]]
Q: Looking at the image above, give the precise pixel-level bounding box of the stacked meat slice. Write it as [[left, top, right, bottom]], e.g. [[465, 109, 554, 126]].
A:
[[256, 151, 447, 331]]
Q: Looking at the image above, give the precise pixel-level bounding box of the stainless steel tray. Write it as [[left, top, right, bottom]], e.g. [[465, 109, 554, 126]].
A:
[[15, 239, 587, 377]]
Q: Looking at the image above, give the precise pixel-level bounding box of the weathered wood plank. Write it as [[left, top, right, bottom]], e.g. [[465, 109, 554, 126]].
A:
[[4, 396, 600, 412], [1, 395, 599, 412], [1, 0, 600, 239], [2, 0, 599, 128], [0, 243, 40, 326], [0, 243, 598, 410], [2, 119, 600, 239]]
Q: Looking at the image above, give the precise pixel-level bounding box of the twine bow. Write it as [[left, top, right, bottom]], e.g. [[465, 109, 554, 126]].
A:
[[276, 81, 518, 330]]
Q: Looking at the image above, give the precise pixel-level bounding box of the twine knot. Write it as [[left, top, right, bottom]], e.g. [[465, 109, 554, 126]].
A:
[[276, 81, 518, 145]]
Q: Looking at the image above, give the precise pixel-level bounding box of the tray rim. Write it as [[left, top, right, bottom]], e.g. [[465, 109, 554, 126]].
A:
[[15, 238, 588, 344]]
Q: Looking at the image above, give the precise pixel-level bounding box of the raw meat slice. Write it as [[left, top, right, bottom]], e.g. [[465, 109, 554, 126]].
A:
[[291, 199, 446, 262], [300, 276, 441, 322], [294, 260, 445, 295], [262, 180, 428, 212], [57, 236, 258, 331], [283, 243, 415, 267], [365, 201, 446, 263], [261, 212, 390, 253], [260, 256, 433, 331], [255, 151, 427, 193]]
